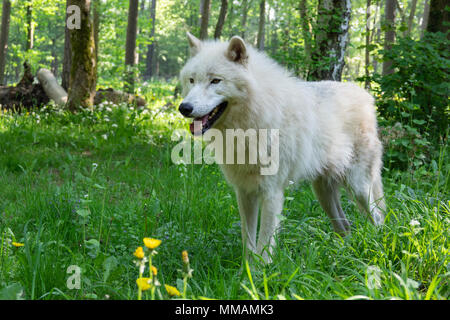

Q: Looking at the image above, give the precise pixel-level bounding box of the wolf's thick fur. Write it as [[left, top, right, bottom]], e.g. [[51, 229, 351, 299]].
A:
[[179, 34, 385, 262]]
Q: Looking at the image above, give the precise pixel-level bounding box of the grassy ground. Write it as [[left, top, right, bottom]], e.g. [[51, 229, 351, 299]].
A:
[[0, 82, 448, 300]]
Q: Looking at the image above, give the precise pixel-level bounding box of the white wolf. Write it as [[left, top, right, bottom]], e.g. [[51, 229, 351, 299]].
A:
[[179, 33, 385, 262]]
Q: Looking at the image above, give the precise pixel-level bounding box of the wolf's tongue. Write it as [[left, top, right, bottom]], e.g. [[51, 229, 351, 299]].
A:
[[189, 115, 209, 135]]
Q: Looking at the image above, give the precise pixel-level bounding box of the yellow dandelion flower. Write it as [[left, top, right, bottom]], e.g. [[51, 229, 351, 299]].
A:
[[151, 265, 157, 276], [182, 250, 189, 264], [12, 242, 24, 247], [165, 284, 181, 297], [136, 278, 151, 291], [143, 238, 161, 250], [134, 247, 145, 259]]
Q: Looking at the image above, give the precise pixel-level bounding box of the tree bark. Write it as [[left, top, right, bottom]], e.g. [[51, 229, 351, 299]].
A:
[[365, 0, 371, 89], [199, 0, 211, 40], [420, 0, 430, 38], [406, 0, 418, 36], [67, 0, 97, 111], [145, 0, 157, 80], [62, 0, 72, 90], [257, 0, 266, 50], [310, 0, 352, 81], [214, 0, 228, 39], [299, 0, 312, 74], [0, 0, 11, 85], [93, 0, 100, 63], [26, 3, 34, 51], [382, 0, 396, 75], [241, 0, 248, 39], [427, 0, 449, 34], [124, 0, 139, 93]]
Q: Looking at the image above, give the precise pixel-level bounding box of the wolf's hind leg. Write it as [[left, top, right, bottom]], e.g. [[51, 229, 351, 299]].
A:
[[312, 176, 351, 236], [236, 188, 259, 257], [351, 175, 385, 226]]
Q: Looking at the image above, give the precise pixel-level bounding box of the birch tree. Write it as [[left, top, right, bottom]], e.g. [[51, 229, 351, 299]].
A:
[[310, 0, 352, 81]]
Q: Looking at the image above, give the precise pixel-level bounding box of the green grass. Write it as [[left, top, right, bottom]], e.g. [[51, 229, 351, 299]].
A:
[[0, 82, 448, 300]]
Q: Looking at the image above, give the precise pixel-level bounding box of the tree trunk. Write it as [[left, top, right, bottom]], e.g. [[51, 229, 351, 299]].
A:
[[62, 0, 72, 90], [0, 0, 11, 85], [365, 0, 371, 89], [145, 0, 156, 80], [420, 0, 430, 39], [257, 0, 266, 50], [382, 0, 396, 75], [67, 0, 97, 111], [241, 0, 248, 39], [199, 0, 211, 40], [214, 0, 228, 39], [26, 3, 34, 51], [124, 0, 139, 93], [427, 0, 449, 34], [406, 0, 418, 36], [93, 0, 100, 63], [299, 0, 312, 75], [310, 0, 352, 81]]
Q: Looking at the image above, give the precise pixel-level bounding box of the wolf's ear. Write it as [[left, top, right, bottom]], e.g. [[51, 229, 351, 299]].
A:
[[187, 32, 201, 57], [227, 36, 248, 65]]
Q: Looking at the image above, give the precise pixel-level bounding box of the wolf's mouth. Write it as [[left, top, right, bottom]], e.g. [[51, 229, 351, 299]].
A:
[[190, 101, 228, 135]]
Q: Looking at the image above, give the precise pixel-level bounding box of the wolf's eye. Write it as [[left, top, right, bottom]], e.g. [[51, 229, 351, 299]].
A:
[[211, 79, 222, 84], [189, 78, 194, 84]]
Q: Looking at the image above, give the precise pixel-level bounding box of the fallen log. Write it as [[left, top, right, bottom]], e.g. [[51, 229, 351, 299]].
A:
[[0, 66, 147, 112], [94, 88, 147, 107], [36, 69, 146, 107], [37, 68, 68, 106]]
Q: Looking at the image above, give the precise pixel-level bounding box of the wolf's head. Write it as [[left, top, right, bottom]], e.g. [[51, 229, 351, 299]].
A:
[[179, 33, 251, 135]]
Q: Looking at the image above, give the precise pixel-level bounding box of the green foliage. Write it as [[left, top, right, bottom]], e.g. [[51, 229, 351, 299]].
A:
[[370, 33, 449, 170]]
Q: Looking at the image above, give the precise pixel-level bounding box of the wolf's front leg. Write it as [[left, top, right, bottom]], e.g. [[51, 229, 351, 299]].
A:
[[257, 189, 284, 263], [236, 188, 259, 258]]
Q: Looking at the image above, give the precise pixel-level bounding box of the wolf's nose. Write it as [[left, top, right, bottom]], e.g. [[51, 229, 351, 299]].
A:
[[179, 103, 193, 117]]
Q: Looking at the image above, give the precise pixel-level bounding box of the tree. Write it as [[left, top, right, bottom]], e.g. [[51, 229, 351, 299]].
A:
[[93, 0, 100, 62], [299, 0, 312, 71], [144, 0, 157, 80], [241, 0, 249, 39], [365, 0, 371, 89], [199, 0, 211, 40], [382, 0, 396, 75], [406, 0, 418, 36], [67, 0, 97, 110], [124, 0, 139, 93], [420, 0, 430, 39], [26, 1, 34, 51], [427, 0, 449, 34], [214, 0, 228, 39], [257, 0, 265, 50], [310, 0, 352, 81], [62, 0, 72, 90], [0, 0, 11, 85]]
